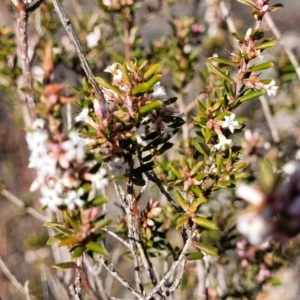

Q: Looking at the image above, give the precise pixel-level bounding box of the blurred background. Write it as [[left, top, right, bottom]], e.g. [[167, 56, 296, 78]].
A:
[[0, 0, 300, 299]]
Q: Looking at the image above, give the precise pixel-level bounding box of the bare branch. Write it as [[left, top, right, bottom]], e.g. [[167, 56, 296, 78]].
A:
[[99, 258, 144, 300], [1, 188, 47, 222], [112, 181, 145, 295], [259, 95, 280, 143], [264, 12, 300, 82], [51, 0, 106, 106], [16, 1, 37, 122], [146, 229, 194, 300], [0, 256, 39, 300], [102, 228, 130, 249]]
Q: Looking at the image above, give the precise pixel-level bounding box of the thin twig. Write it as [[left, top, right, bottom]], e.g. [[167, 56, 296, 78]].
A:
[[100, 258, 144, 300], [259, 95, 280, 143], [219, 0, 280, 143], [102, 228, 130, 248], [113, 181, 145, 295], [1, 188, 47, 222], [15, 1, 37, 122], [264, 12, 300, 81], [145, 229, 194, 300], [24, 281, 32, 300], [144, 170, 183, 213], [0, 257, 39, 300], [51, 0, 106, 106]]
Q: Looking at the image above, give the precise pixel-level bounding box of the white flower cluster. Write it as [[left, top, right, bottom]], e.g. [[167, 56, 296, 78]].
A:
[[27, 119, 108, 211]]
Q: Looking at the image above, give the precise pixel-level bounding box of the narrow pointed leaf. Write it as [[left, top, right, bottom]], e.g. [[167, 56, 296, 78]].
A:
[[238, 89, 265, 102], [192, 217, 217, 230], [248, 62, 274, 72], [187, 252, 204, 260], [193, 242, 219, 257], [176, 214, 190, 229], [53, 262, 78, 270], [86, 242, 109, 255], [206, 63, 236, 84], [208, 57, 239, 67]]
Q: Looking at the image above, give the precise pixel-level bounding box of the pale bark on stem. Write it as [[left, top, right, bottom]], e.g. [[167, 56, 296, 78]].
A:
[[0, 256, 39, 300], [16, 1, 37, 123], [145, 229, 194, 300], [100, 258, 144, 300], [51, 0, 106, 106], [1, 188, 47, 222], [264, 12, 300, 82], [113, 181, 145, 295]]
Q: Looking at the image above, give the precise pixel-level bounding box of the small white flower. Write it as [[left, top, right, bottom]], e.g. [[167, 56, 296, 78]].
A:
[[39, 185, 64, 211], [86, 27, 101, 49], [109, 157, 129, 175], [245, 27, 252, 40], [91, 168, 109, 190], [64, 189, 85, 210], [102, 0, 112, 6], [264, 80, 279, 97], [61, 132, 85, 163], [104, 63, 123, 85], [282, 161, 300, 175], [222, 113, 239, 133], [214, 136, 233, 151], [237, 212, 272, 246], [236, 183, 265, 206], [151, 82, 167, 99]]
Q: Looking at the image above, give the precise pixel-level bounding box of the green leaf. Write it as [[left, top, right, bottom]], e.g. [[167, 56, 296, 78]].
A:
[[175, 190, 189, 211], [189, 196, 207, 213], [53, 262, 78, 270], [193, 242, 219, 257], [197, 100, 206, 113], [236, 0, 252, 6], [230, 31, 245, 41], [259, 158, 274, 192], [46, 234, 64, 246], [59, 236, 81, 246], [238, 89, 265, 102], [206, 62, 236, 84], [267, 277, 281, 286], [269, 4, 284, 12], [192, 217, 217, 230], [192, 141, 208, 160], [168, 164, 182, 179], [176, 214, 190, 229], [91, 195, 108, 206], [190, 161, 205, 177], [43, 222, 64, 228], [187, 252, 204, 260], [208, 57, 239, 67], [72, 246, 85, 259], [86, 242, 109, 255], [139, 100, 163, 115], [132, 74, 162, 95], [94, 218, 112, 230], [248, 62, 274, 72], [95, 77, 123, 97], [144, 64, 160, 80], [256, 39, 277, 50]]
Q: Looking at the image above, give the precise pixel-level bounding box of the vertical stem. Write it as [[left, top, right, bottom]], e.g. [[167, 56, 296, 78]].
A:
[[16, 1, 37, 122], [51, 0, 106, 106]]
